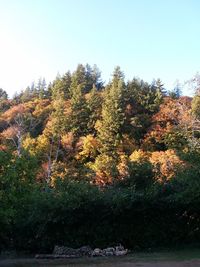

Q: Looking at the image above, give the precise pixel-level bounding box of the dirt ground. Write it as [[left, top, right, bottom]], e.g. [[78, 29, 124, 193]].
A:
[[1, 258, 200, 267]]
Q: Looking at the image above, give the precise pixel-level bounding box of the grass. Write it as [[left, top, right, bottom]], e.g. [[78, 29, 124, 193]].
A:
[[1, 248, 200, 267]]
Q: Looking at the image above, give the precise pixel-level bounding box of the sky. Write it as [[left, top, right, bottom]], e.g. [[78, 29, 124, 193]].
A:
[[0, 0, 200, 97]]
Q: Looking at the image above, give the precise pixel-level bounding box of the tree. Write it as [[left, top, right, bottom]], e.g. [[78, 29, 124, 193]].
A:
[[87, 85, 102, 133], [192, 95, 200, 119], [168, 80, 182, 99], [97, 67, 125, 156], [90, 64, 103, 90], [189, 95, 200, 151], [43, 89, 66, 183], [69, 83, 90, 137], [0, 88, 8, 100], [20, 86, 32, 102], [143, 97, 192, 151], [51, 72, 71, 100], [0, 104, 35, 156], [69, 64, 103, 95], [0, 89, 10, 113], [186, 72, 200, 95], [38, 78, 47, 99], [62, 71, 72, 98]]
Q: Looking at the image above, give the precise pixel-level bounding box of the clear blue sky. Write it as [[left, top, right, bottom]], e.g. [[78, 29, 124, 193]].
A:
[[0, 0, 200, 96]]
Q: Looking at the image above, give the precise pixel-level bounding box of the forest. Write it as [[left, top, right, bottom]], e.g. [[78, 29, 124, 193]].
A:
[[0, 64, 200, 253]]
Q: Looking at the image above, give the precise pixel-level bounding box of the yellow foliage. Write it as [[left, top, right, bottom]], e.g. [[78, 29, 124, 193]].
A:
[[149, 149, 184, 181], [50, 161, 68, 186], [94, 120, 102, 132], [32, 99, 51, 117], [78, 134, 99, 161], [22, 134, 49, 156], [22, 135, 37, 155], [117, 153, 129, 180], [88, 154, 117, 185], [36, 135, 50, 153], [129, 149, 149, 163]]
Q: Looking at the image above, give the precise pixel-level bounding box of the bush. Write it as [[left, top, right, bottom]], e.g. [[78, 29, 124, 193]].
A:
[[1, 152, 200, 252]]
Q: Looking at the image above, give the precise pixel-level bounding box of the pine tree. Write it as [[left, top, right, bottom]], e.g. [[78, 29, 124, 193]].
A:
[[168, 81, 182, 99], [98, 67, 125, 156], [87, 85, 102, 133], [69, 64, 86, 96], [70, 64, 102, 95], [62, 71, 72, 99], [51, 91, 66, 139], [0, 88, 8, 100], [69, 83, 90, 137], [91, 64, 103, 90], [38, 78, 47, 99], [20, 86, 32, 102]]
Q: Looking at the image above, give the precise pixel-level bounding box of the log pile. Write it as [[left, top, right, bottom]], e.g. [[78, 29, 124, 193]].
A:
[[35, 244, 128, 259]]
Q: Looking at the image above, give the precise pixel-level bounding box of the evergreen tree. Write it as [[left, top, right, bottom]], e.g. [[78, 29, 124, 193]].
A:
[[87, 85, 102, 133], [0, 88, 8, 100], [91, 64, 103, 90], [98, 67, 125, 156], [192, 95, 200, 119], [51, 90, 66, 139], [70, 64, 102, 95], [154, 78, 167, 96], [168, 81, 182, 99], [20, 87, 32, 102], [85, 64, 103, 92], [38, 78, 47, 99], [69, 83, 90, 137], [62, 71, 72, 99]]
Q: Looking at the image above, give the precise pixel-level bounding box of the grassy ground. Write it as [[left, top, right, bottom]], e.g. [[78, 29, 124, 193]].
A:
[[1, 248, 200, 267]]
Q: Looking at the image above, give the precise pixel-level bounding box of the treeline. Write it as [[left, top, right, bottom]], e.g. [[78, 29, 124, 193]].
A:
[[0, 64, 200, 252]]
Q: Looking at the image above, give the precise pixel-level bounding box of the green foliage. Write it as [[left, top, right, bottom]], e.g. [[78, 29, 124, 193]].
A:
[[192, 95, 200, 119], [116, 161, 154, 190], [0, 88, 8, 100], [126, 78, 163, 115], [69, 64, 102, 96], [51, 91, 66, 138], [69, 84, 90, 137], [0, 150, 39, 250], [123, 78, 164, 143], [164, 129, 188, 149], [168, 82, 182, 99], [1, 65, 200, 253], [98, 68, 125, 155], [51, 73, 71, 100], [87, 85, 102, 132]]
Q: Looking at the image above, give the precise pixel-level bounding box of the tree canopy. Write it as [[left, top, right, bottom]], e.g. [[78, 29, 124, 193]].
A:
[[0, 64, 200, 253]]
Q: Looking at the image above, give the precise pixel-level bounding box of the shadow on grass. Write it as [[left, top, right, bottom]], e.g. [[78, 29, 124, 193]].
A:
[[1, 248, 200, 267]]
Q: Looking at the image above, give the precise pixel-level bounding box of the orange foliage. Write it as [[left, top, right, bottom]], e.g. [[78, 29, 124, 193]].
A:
[[32, 99, 51, 117], [0, 144, 7, 151], [2, 104, 29, 122], [143, 97, 192, 149], [149, 149, 184, 182], [61, 132, 74, 152], [1, 126, 19, 139]]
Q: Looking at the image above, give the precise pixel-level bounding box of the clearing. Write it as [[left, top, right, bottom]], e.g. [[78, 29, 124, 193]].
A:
[[1, 248, 200, 267]]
